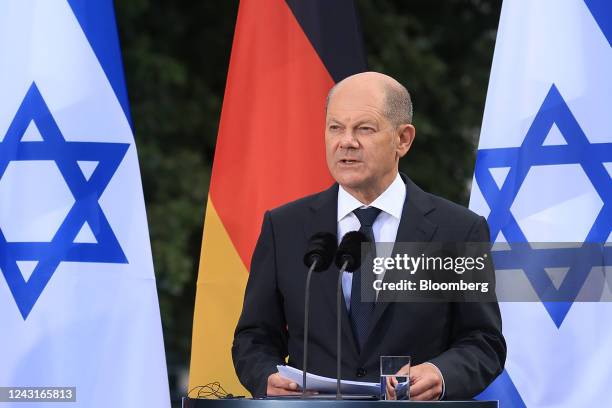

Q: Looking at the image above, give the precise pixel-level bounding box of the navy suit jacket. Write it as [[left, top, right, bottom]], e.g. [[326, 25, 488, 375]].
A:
[[232, 176, 506, 398]]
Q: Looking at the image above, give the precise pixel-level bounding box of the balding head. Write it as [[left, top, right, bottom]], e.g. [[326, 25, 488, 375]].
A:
[[326, 72, 413, 126]]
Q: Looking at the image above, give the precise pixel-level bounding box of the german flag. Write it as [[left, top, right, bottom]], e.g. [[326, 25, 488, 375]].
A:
[[189, 0, 366, 395]]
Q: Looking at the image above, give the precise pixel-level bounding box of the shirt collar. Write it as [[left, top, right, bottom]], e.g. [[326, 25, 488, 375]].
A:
[[337, 173, 406, 221]]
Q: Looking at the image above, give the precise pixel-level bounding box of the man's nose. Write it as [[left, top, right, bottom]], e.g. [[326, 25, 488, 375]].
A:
[[338, 130, 359, 149]]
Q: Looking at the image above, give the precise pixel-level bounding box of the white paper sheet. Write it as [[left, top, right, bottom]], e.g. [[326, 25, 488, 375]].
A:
[[277, 365, 379, 395]]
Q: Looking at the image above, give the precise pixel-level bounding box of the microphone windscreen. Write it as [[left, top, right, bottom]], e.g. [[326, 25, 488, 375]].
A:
[[303, 232, 337, 271], [335, 231, 369, 272]]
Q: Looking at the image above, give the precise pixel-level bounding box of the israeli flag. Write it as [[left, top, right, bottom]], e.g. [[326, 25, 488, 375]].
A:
[[470, 0, 612, 406], [0, 1, 170, 407]]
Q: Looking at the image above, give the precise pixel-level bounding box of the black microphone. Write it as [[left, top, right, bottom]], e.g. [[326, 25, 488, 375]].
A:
[[303, 232, 337, 271], [335, 230, 368, 272], [301, 232, 336, 397], [334, 231, 369, 399]]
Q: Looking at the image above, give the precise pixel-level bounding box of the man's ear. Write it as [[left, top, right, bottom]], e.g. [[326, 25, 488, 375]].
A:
[[397, 124, 415, 158]]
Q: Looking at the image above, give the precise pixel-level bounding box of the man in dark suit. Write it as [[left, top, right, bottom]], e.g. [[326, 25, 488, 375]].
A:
[[232, 72, 506, 400]]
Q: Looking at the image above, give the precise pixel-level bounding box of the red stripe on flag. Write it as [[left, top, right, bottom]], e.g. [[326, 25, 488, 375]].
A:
[[210, 0, 334, 269]]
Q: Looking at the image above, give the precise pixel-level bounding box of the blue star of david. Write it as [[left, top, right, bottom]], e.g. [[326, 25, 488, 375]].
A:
[[0, 82, 129, 319], [474, 84, 612, 328]]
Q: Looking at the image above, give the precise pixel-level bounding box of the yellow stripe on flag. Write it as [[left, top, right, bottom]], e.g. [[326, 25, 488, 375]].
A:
[[189, 199, 248, 395]]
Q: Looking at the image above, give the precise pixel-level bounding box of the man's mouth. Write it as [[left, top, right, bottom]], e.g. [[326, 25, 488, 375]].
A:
[[339, 159, 359, 164]]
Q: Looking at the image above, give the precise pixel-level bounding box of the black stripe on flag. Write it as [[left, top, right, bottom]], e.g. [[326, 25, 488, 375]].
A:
[[285, 0, 368, 82]]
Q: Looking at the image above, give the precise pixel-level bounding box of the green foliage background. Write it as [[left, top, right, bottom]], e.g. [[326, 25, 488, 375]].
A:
[[114, 0, 501, 403]]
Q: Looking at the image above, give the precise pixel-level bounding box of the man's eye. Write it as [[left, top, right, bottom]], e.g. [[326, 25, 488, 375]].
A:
[[329, 125, 341, 131], [358, 126, 375, 133]]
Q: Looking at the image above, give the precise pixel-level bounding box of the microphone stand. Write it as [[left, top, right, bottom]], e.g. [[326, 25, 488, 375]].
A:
[[336, 260, 349, 400], [302, 258, 318, 398]]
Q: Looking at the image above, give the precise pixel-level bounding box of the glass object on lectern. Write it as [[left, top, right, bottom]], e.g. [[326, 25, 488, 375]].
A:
[[380, 355, 410, 400]]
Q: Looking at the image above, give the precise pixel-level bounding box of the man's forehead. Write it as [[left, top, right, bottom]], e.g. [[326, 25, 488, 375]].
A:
[[326, 106, 382, 123]]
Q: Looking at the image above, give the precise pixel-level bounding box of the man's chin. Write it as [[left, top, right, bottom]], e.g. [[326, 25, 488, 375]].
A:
[[334, 176, 367, 191]]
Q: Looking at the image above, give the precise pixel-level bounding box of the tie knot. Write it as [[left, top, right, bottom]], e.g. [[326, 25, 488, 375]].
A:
[[353, 207, 382, 227]]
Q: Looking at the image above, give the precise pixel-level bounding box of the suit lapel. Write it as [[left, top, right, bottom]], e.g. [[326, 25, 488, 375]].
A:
[[362, 176, 438, 352], [304, 184, 360, 357]]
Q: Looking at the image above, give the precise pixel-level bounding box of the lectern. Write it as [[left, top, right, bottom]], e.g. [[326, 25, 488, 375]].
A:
[[182, 399, 498, 408]]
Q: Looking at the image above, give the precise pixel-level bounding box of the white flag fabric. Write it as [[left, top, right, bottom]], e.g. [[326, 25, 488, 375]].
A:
[[470, 0, 612, 407], [0, 1, 170, 407]]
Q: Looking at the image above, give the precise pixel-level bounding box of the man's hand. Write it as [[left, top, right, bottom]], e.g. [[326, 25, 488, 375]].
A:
[[266, 373, 301, 396], [409, 363, 443, 401], [384, 362, 411, 400]]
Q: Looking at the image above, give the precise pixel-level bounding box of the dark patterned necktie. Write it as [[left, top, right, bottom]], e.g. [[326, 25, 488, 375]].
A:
[[350, 207, 381, 352]]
